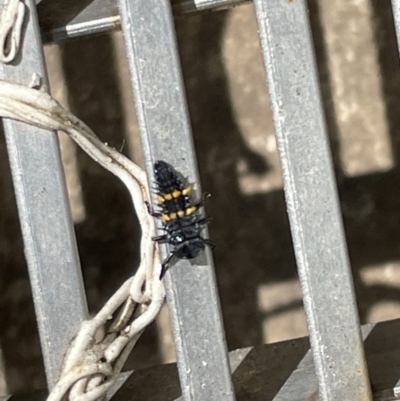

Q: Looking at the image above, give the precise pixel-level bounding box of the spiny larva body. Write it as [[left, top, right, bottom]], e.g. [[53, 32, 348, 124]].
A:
[[147, 160, 214, 278]]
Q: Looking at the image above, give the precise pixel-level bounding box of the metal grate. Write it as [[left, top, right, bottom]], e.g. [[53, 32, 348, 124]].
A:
[[2, 0, 400, 400]]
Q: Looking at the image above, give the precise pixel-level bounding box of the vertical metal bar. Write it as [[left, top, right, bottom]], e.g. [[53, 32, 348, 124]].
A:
[[0, 0, 88, 388], [253, 1, 372, 400], [391, 0, 400, 49], [388, 4, 400, 394], [0, 348, 6, 395], [118, 1, 235, 400]]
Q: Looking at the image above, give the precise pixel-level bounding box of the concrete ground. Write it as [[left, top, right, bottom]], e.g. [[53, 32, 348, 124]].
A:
[[2, 0, 400, 394]]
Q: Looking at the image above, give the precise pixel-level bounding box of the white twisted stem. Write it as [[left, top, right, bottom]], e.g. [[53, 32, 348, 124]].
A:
[[0, 0, 25, 63], [0, 80, 166, 400]]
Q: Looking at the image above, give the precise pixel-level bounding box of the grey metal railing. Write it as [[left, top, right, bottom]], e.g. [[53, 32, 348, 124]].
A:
[[0, 0, 88, 389], [3, 0, 400, 400]]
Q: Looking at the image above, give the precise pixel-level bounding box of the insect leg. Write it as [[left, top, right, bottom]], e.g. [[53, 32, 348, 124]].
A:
[[145, 201, 162, 217], [202, 192, 211, 201], [203, 238, 216, 250], [160, 252, 175, 279], [152, 234, 169, 243], [197, 216, 212, 226], [194, 192, 211, 208]]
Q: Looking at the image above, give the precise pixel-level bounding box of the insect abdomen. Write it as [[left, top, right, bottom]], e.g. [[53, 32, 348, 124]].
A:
[[154, 161, 195, 221]]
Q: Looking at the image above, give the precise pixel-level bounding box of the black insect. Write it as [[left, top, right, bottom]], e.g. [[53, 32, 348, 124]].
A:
[[146, 160, 214, 279]]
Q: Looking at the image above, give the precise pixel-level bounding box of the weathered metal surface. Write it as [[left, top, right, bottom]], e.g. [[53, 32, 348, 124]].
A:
[[37, 0, 250, 42], [391, 0, 400, 51], [252, 0, 372, 400], [100, 319, 400, 401], [3, 319, 400, 400], [0, 0, 87, 388], [388, 2, 400, 396], [117, 0, 234, 400]]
